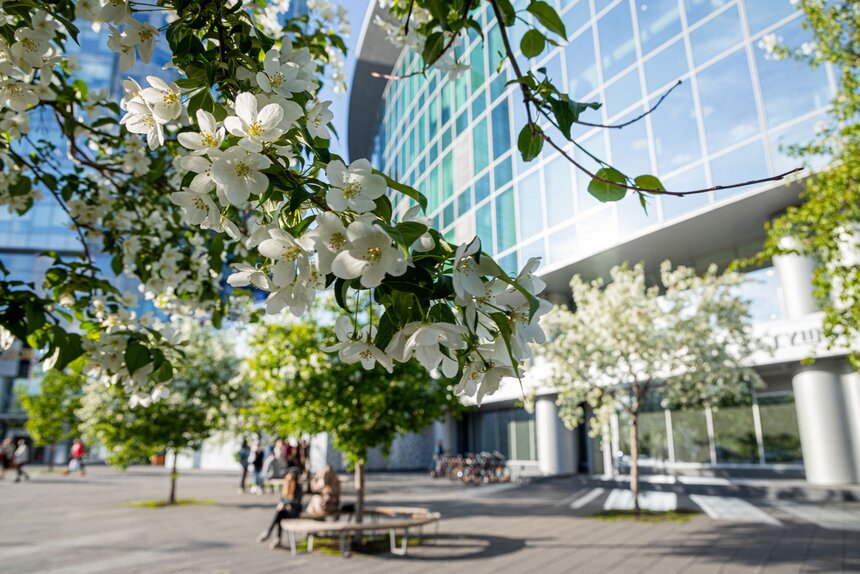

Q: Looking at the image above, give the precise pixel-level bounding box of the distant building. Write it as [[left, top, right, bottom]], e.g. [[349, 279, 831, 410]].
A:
[[349, 0, 860, 484]]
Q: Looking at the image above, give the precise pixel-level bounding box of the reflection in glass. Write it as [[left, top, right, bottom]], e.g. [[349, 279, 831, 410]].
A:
[[575, 131, 608, 211], [635, 0, 682, 54], [755, 20, 831, 129], [685, 0, 730, 26], [604, 68, 642, 120], [644, 39, 687, 95], [517, 171, 544, 241], [495, 188, 517, 252], [660, 165, 709, 220], [672, 409, 711, 463], [549, 223, 577, 265], [492, 101, 512, 159], [698, 51, 759, 154], [650, 81, 700, 173], [520, 238, 545, 267], [609, 111, 651, 176], [473, 118, 489, 175], [598, 2, 637, 81], [745, 0, 797, 34], [619, 410, 670, 460], [562, 0, 591, 38], [476, 202, 494, 252], [544, 156, 576, 226], [566, 27, 599, 98], [713, 406, 758, 463], [771, 113, 830, 174], [740, 267, 784, 322], [759, 394, 803, 463], [690, 5, 742, 66]]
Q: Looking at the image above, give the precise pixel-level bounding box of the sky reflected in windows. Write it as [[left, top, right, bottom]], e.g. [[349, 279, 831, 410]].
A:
[[660, 165, 709, 220], [650, 80, 701, 174], [711, 139, 768, 200], [644, 39, 687, 94], [544, 156, 576, 226], [690, 5, 742, 66], [566, 27, 599, 98], [598, 1, 637, 81], [697, 50, 759, 154], [635, 0, 682, 55]]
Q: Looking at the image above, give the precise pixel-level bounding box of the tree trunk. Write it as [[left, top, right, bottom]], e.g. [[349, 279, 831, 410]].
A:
[[168, 451, 178, 505], [355, 459, 365, 524], [48, 443, 55, 472], [629, 411, 640, 515]]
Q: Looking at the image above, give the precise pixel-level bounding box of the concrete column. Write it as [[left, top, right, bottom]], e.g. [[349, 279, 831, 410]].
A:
[[535, 394, 578, 475], [432, 413, 456, 454], [841, 368, 860, 480], [773, 237, 819, 319], [792, 362, 857, 484]]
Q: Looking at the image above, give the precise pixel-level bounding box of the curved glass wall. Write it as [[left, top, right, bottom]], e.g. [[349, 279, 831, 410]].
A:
[[369, 0, 834, 276]]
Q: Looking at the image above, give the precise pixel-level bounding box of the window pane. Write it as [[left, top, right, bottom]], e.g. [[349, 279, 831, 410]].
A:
[[604, 68, 641, 119], [475, 173, 491, 203], [771, 113, 830, 174], [644, 39, 687, 95], [690, 5, 743, 66], [549, 223, 577, 264], [473, 118, 489, 174], [671, 409, 711, 463], [745, 0, 797, 34], [741, 267, 784, 322], [713, 406, 758, 463], [491, 101, 512, 159], [756, 20, 831, 129], [598, 2, 636, 81], [650, 81, 700, 174], [494, 156, 513, 189], [609, 110, 650, 175], [519, 238, 545, 268], [618, 191, 660, 234], [562, 0, 591, 38], [544, 155, 575, 226], [635, 0, 682, 54], [619, 410, 670, 461], [470, 45, 486, 89], [565, 27, 599, 98], [685, 0, 730, 26], [476, 201, 494, 252], [660, 165, 708, 220], [442, 150, 454, 201], [517, 171, 544, 241], [710, 139, 768, 200], [759, 394, 802, 463], [575, 131, 608, 211], [495, 187, 517, 252], [698, 51, 759, 154]]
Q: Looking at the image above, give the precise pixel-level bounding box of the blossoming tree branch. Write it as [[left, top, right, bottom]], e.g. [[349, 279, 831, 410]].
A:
[[0, 0, 552, 405]]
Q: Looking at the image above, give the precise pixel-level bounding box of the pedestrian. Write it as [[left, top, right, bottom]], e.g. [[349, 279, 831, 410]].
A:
[[251, 442, 265, 494], [237, 439, 251, 493], [64, 438, 87, 476], [256, 467, 303, 549], [14, 439, 30, 482], [0, 438, 12, 480]]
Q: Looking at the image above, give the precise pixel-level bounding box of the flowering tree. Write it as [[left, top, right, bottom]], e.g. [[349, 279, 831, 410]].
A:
[[18, 357, 85, 470], [246, 312, 459, 522], [748, 0, 860, 366], [539, 262, 762, 514], [79, 322, 244, 504], [0, 1, 799, 412]]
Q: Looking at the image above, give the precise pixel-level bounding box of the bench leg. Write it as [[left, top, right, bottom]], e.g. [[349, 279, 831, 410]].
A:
[[288, 531, 297, 556], [389, 528, 409, 556], [339, 531, 352, 558]]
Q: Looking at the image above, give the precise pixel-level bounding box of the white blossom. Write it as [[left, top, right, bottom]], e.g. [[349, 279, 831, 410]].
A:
[[325, 159, 387, 213], [210, 146, 271, 206], [330, 219, 407, 288], [224, 92, 284, 152]]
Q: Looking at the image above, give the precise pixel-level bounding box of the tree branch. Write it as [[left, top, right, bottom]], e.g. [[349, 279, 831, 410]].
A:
[[576, 80, 683, 130]]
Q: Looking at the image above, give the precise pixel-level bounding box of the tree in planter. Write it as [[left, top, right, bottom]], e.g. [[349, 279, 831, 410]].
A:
[[746, 0, 860, 366], [246, 314, 459, 522], [79, 323, 245, 505], [539, 262, 762, 514], [19, 357, 85, 471]]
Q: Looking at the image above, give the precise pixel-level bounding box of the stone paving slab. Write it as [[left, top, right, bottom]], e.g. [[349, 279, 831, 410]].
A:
[[0, 467, 858, 573]]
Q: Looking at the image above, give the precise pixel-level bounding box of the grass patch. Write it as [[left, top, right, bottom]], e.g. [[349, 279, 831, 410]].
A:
[[289, 536, 423, 556], [128, 499, 216, 508], [589, 509, 699, 524]]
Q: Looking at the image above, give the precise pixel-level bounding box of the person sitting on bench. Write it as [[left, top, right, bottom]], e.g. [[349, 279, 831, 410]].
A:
[[305, 465, 340, 516], [257, 467, 302, 548]]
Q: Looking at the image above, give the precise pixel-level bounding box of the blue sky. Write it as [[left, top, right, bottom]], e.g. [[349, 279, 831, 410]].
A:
[[317, 0, 372, 161]]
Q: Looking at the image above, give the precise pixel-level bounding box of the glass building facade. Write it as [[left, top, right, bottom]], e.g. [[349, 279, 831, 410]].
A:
[[368, 0, 833, 280]]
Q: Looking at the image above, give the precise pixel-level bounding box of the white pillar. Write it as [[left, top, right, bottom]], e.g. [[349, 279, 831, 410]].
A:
[[841, 368, 860, 480], [772, 237, 819, 319], [792, 363, 857, 484], [535, 394, 577, 476]]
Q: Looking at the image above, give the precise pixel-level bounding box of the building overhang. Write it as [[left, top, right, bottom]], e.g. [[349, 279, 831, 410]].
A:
[[347, 2, 402, 162]]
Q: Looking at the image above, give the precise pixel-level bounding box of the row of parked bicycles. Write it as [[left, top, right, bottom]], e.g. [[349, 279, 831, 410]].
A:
[[429, 451, 511, 485]]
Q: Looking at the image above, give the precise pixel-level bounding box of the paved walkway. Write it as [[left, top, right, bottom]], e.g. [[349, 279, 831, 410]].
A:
[[1, 467, 859, 573]]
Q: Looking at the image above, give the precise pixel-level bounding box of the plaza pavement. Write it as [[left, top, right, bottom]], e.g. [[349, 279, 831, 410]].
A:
[[1, 466, 859, 573]]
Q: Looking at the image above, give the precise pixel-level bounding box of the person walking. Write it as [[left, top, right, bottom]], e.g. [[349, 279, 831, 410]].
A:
[[65, 438, 87, 476], [237, 439, 251, 493], [251, 442, 265, 494], [14, 439, 30, 482], [0, 438, 12, 480]]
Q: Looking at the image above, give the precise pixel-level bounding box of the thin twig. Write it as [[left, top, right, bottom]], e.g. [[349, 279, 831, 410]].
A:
[[576, 80, 683, 130], [403, 0, 415, 36]]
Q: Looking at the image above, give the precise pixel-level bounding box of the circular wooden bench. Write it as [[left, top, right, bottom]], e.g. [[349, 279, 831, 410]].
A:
[[278, 506, 441, 557]]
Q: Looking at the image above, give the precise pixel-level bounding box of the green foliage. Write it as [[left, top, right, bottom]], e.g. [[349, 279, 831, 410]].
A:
[[246, 314, 459, 466], [746, 0, 860, 366], [79, 325, 245, 468], [19, 358, 86, 446]]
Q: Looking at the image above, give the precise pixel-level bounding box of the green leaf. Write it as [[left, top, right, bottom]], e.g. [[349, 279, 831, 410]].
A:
[[376, 170, 428, 211], [423, 32, 446, 64], [495, 0, 517, 26], [588, 168, 628, 202], [334, 278, 352, 312], [373, 195, 393, 224], [125, 339, 152, 375], [527, 1, 567, 38], [517, 124, 544, 162], [520, 29, 546, 58], [395, 221, 429, 247], [633, 174, 665, 192]]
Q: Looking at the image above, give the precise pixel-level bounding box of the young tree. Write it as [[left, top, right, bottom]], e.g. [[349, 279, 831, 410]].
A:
[[539, 262, 762, 514], [750, 1, 860, 366], [246, 314, 460, 522], [79, 323, 245, 504], [0, 0, 796, 411], [19, 358, 85, 470]]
